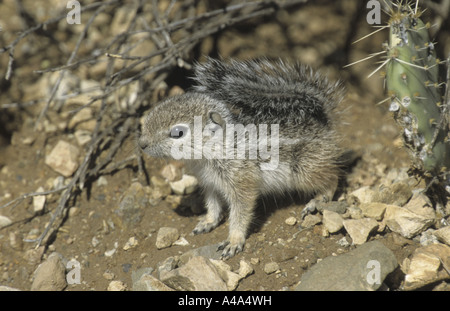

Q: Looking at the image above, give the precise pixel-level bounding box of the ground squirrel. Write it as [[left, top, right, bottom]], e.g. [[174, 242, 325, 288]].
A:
[[139, 58, 345, 259]]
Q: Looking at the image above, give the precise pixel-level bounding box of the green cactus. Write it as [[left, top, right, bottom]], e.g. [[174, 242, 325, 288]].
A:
[[384, 3, 449, 179]]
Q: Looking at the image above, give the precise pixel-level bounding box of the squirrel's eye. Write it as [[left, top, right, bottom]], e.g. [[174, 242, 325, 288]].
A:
[[170, 125, 189, 139]]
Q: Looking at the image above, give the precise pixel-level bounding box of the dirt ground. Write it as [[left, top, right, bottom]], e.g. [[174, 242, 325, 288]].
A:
[[0, 1, 449, 291]]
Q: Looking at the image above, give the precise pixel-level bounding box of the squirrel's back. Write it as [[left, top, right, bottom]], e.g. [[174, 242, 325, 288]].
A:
[[191, 57, 344, 125]]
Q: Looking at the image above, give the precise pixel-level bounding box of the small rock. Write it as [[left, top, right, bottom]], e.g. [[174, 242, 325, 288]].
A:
[[403, 192, 435, 218], [160, 256, 227, 291], [343, 218, 378, 245], [156, 227, 180, 249], [31, 253, 67, 291], [301, 214, 321, 228], [0, 215, 12, 229], [179, 243, 222, 265], [96, 176, 108, 187], [384, 204, 435, 239], [322, 210, 344, 233], [359, 202, 387, 221], [156, 257, 178, 279], [107, 280, 127, 291], [238, 260, 254, 278], [285, 216, 297, 226], [418, 229, 439, 246], [173, 237, 189, 246], [350, 186, 376, 204], [68, 107, 96, 131], [74, 129, 92, 146], [133, 274, 174, 291], [45, 140, 80, 177], [372, 182, 412, 206], [264, 262, 280, 274], [104, 242, 118, 257], [433, 226, 450, 246], [33, 187, 46, 213], [295, 241, 398, 291], [23, 246, 45, 265], [9, 232, 23, 251], [170, 174, 198, 195], [210, 259, 242, 290], [347, 206, 364, 219], [91, 236, 100, 247], [160, 163, 182, 182], [403, 243, 450, 290], [123, 237, 138, 250], [103, 271, 115, 280], [0, 286, 20, 291], [337, 237, 350, 247]]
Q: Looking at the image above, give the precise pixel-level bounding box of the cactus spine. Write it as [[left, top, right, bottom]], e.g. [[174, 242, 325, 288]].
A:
[[384, 3, 449, 179]]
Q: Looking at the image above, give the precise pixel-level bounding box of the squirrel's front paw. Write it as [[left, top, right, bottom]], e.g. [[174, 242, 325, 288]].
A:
[[192, 216, 219, 235], [217, 231, 245, 260]]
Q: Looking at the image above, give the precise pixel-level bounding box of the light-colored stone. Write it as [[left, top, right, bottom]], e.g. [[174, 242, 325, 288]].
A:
[[31, 253, 66, 291], [123, 236, 138, 250], [264, 262, 279, 274], [156, 227, 180, 249], [285, 216, 297, 226], [33, 186, 46, 213], [107, 280, 127, 291], [74, 129, 92, 146], [384, 205, 435, 239], [350, 186, 376, 204], [210, 259, 241, 290], [322, 210, 344, 233], [343, 218, 378, 245], [238, 260, 254, 278], [68, 107, 96, 131], [160, 163, 182, 182], [45, 140, 80, 177], [359, 202, 387, 221], [170, 174, 198, 195], [403, 243, 450, 290], [301, 214, 321, 228], [133, 274, 174, 291], [433, 226, 450, 246], [160, 256, 227, 291], [0, 215, 12, 229]]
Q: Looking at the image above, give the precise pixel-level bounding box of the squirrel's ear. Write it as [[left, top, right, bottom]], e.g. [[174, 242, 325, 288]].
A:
[[209, 112, 226, 127]]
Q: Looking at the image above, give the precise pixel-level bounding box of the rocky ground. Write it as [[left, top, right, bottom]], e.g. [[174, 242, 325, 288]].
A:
[[0, 0, 450, 291]]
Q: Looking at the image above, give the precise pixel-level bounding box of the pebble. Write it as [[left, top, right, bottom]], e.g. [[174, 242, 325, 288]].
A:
[[0, 286, 20, 291], [285, 216, 297, 226], [301, 214, 321, 228], [156, 257, 178, 279], [238, 260, 254, 278], [133, 273, 174, 291], [372, 182, 412, 206], [31, 253, 67, 291], [264, 262, 280, 274], [96, 176, 108, 187], [384, 204, 435, 239], [33, 186, 46, 213], [170, 174, 198, 195], [74, 129, 92, 146], [123, 236, 138, 250], [295, 241, 397, 291], [0, 215, 12, 229], [350, 186, 376, 204], [210, 259, 242, 290], [358, 202, 387, 221], [156, 227, 180, 249], [433, 226, 450, 246], [403, 243, 450, 290], [417, 229, 439, 246], [173, 237, 189, 246], [45, 140, 80, 177], [104, 242, 118, 257], [179, 243, 222, 265], [160, 256, 227, 291], [322, 210, 344, 233], [107, 280, 127, 291], [160, 163, 182, 182], [68, 107, 96, 131], [343, 218, 378, 245]]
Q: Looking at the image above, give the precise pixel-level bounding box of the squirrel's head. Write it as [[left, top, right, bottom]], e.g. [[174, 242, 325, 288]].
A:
[[139, 92, 232, 160]]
